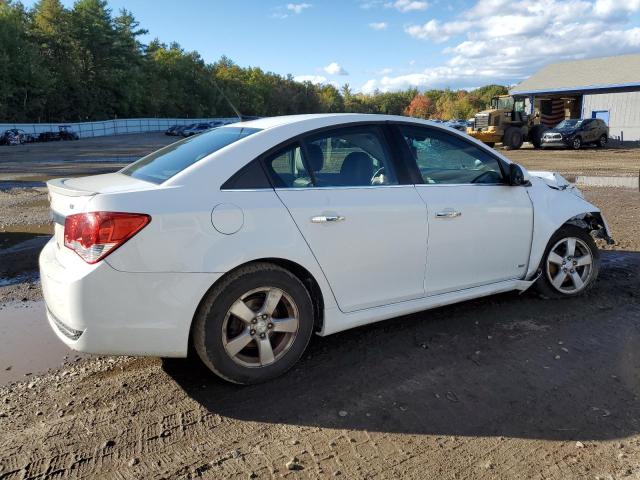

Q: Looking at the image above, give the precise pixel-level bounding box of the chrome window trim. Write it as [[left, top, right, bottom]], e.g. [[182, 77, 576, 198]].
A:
[[221, 182, 510, 192]]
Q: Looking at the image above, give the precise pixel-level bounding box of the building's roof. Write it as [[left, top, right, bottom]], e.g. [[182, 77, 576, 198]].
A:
[[510, 54, 640, 95]]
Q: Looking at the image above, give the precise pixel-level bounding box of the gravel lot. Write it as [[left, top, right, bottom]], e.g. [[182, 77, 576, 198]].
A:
[[0, 134, 639, 479]]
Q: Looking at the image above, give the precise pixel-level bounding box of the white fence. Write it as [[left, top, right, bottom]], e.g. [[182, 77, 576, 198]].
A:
[[0, 117, 239, 139]]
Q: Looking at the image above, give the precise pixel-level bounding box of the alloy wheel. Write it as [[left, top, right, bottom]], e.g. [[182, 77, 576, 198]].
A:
[[546, 237, 594, 294], [222, 287, 299, 367]]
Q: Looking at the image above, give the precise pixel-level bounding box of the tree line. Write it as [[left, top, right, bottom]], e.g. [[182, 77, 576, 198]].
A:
[[0, 0, 508, 123]]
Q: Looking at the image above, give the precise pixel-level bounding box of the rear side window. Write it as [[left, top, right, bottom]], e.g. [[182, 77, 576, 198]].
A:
[[122, 127, 261, 183], [263, 126, 398, 188]]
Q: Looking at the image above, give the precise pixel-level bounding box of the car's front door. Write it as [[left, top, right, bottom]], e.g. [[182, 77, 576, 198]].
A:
[[265, 125, 428, 313], [397, 124, 534, 296]]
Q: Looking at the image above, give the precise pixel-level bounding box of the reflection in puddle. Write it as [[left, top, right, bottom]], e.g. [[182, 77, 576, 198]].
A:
[[0, 180, 46, 191], [0, 301, 91, 385]]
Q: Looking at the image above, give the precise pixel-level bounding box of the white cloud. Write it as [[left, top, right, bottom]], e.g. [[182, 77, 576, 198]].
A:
[[387, 0, 429, 12], [286, 3, 311, 14], [362, 0, 640, 92], [323, 62, 349, 75], [369, 22, 388, 30], [294, 75, 327, 84], [378, 67, 393, 75], [405, 19, 471, 42], [359, 0, 385, 9]]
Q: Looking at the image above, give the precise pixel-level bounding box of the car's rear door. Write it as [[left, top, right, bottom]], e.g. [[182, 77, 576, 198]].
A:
[[395, 124, 533, 296], [265, 124, 428, 313]]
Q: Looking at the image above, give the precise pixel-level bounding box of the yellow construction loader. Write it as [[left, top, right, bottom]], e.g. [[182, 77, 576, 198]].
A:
[[466, 95, 548, 149]]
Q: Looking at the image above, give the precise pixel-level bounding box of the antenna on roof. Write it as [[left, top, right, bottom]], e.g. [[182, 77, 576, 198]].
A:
[[211, 76, 243, 122]]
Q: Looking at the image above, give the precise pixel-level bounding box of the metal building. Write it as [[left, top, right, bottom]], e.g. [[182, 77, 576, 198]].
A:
[[510, 54, 640, 142]]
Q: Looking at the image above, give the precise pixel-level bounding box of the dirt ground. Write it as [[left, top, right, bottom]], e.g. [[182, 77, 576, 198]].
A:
[[0, 134, 639, 479]]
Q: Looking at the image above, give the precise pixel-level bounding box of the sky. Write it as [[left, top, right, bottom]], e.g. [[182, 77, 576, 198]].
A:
[[22, 0, 640, 93]]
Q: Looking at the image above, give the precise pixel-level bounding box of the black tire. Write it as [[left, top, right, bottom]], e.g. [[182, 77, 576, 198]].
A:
[[571, 136, 582, 150], [504, 127, 523, 150], [529, 124, 548, 149], [193, 262, 314, 384], [534, 225, 600, 299], [597, 134, 608, 148]]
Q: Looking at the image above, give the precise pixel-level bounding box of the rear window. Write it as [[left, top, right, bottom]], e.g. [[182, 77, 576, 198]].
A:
[[122, 127, 261, 183]]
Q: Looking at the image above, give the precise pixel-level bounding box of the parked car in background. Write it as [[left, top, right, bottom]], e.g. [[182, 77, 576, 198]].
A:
[[59, 125, 79, 140], [445, 119, 467, 132], [1, 129, 35, 145], [41, 114, 611, 385], [541, 118, 608, 150], [181, 122, 214, 137], [165, 125, 181, 136], [173, 124, 195, 136], [39, 126, 79, 142]]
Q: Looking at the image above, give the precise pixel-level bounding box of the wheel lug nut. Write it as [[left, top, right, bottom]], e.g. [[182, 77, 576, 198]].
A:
[[259, 333, 266, 339], [251, 318, 257, 324], [570, 269, 575, 273], [268, 323, 273, 329], [573, 261, 577, 266], [262, 314, 268, 320], [250, 329, 256, 336]]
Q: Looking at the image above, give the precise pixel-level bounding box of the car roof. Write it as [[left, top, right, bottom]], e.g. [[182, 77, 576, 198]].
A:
[[228, 113, 455, 131]]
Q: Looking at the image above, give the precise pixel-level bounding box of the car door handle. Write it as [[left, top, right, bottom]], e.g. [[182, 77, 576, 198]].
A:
[[435, 210, 462, 218], [311, 215, 346, 223]]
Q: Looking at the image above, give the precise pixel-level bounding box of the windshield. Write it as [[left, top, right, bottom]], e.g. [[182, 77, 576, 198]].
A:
[[122, 126, 261, 183], [556, 119, 582, 129], [492, 97, 514, 110]]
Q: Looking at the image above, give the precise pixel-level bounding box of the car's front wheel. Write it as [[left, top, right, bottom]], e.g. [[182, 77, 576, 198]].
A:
[[535, 225, 600, 299], [571, 136, 582, 150], [193, 263, 314, 384]]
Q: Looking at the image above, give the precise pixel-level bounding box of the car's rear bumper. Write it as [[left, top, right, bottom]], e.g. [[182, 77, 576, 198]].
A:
[[39, 237, 222, 357]]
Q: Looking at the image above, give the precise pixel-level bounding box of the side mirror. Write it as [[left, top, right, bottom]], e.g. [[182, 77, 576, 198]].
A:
[[509, 163, 530, 186]]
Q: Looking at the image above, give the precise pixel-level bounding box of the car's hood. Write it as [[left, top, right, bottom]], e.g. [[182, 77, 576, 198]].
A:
[[547, 128, 576, 135], [529, 170, 584, 198]]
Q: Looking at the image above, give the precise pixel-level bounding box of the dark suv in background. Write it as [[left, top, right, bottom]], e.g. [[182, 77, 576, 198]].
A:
[[541, 118, 609, 150]]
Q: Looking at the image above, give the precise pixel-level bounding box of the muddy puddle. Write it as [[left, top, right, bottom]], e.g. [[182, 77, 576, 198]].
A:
[[0, 232, 50, 251], [0, 301, 90, 384], [0, 180, 46, 191], [0, 223, 53, 235]]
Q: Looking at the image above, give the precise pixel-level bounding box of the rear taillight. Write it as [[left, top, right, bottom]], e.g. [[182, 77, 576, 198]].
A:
[[64, 212, 150, 264]]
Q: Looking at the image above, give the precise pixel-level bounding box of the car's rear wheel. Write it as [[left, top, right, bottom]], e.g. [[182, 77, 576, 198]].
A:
[[598, 134, 608, 148], [535, 225, 600, 299], [193, 262, 314, 384]]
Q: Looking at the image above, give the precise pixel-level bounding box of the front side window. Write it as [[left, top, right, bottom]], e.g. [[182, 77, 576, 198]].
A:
[[399, 125, 504, 185], [123, 126, 261, 183], [264, 126, 398, 188]]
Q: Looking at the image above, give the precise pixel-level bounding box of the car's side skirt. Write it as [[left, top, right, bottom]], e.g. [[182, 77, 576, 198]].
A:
[[319, 278, 529, 336]]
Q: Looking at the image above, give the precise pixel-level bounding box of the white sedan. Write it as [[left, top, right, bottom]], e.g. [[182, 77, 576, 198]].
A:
[[40, 114, 612, 384]]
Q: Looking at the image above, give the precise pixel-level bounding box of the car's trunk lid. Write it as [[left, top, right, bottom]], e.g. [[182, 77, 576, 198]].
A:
[[47, 173, 156, 261]]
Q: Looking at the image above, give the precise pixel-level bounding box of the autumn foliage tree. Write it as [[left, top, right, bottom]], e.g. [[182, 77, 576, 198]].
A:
[[405, 94, 435, 119]]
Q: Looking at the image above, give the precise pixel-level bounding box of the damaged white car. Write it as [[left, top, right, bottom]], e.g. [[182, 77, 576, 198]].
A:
[[40, 114, 612, 384]]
